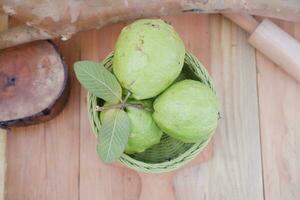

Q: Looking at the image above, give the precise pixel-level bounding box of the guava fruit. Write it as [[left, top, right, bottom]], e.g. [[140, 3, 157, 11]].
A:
[[152, 80, 219, 143], [112, 19, 185, 100], [100, 100, 163, 154]]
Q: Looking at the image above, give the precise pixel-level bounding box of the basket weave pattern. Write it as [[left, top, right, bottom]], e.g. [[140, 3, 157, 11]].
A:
[[88, 52, 216, 173]]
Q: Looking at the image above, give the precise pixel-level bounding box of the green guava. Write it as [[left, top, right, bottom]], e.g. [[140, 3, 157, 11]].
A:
[[100, 100, 163, 154], [112, 19, 185, 100], [152, 80, 219, 143]]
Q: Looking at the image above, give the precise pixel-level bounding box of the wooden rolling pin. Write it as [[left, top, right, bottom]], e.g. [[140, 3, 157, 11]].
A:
[[223, 13, 300, 83]]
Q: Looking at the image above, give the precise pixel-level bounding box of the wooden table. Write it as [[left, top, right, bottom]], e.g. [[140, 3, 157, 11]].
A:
[[3, 14, 300, 200]]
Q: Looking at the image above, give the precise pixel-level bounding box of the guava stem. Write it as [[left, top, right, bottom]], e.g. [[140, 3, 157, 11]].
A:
[[122, 91, 131, 103], [125, 103, 145, 110], [95, 104, 122, 111], [95, 102, 144, 111]]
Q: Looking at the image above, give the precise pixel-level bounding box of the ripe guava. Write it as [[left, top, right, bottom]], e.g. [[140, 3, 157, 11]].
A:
[[112, 19, 185, 100], [152, 80, 219, 143], [100, 100, 163, 154]]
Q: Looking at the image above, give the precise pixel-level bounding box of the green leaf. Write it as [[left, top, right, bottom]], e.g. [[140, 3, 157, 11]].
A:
[[74, 61, 122, 103], [97, 109, 130, 163]]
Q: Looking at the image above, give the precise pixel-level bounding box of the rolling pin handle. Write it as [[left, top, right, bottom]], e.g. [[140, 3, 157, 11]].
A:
[[223, 13, 259, 33]]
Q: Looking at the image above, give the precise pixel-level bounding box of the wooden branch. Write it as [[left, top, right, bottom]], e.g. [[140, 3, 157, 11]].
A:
[[0, 0, 299, 49], [0, 25, 54, 50]]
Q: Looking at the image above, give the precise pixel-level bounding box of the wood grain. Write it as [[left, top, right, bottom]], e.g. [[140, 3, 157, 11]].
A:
[[173, 15, 264, 200], [257, 20, 300, 200], [0, 13, 8, 200], [5, 34, 81, 200], [6, 13, 300, 200]]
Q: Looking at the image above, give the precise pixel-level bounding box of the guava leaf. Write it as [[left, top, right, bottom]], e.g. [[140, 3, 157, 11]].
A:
[[74, 61, 122, 103], [97, 109, 130, 163]]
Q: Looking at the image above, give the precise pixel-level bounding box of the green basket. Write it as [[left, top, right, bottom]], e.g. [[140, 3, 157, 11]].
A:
[[87, 52, 217, 173]]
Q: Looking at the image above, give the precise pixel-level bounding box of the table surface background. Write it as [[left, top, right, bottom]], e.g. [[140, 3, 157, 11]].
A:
[[2, 14, 300, 200]]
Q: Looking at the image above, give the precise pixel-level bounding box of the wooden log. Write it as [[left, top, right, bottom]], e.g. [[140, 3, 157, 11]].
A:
[[0, 0, 300, 49], [0, 41, 69, 128]]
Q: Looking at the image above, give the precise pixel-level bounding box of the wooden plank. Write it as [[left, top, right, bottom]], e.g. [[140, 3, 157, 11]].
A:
[[138, 14, 213, 200], [79, 23, 142, 200], [174, 15, 264, 200], [5, 34, 81, 199], [257, 20, 300, 200], [0, 129, 5, 200], [4, 14, 269, 200], [0, 14, 8, 200]]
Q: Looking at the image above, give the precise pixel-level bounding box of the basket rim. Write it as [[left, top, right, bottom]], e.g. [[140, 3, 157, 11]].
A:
[[87, 51, 217, 173]]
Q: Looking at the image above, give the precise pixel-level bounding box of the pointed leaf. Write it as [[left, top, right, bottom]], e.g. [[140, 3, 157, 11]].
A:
[[97, 109, 130, 163], [74, 61, 122, 103]]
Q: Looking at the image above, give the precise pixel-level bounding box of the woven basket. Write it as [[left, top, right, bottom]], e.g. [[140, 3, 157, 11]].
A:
[[87, 52, 217, 173]]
